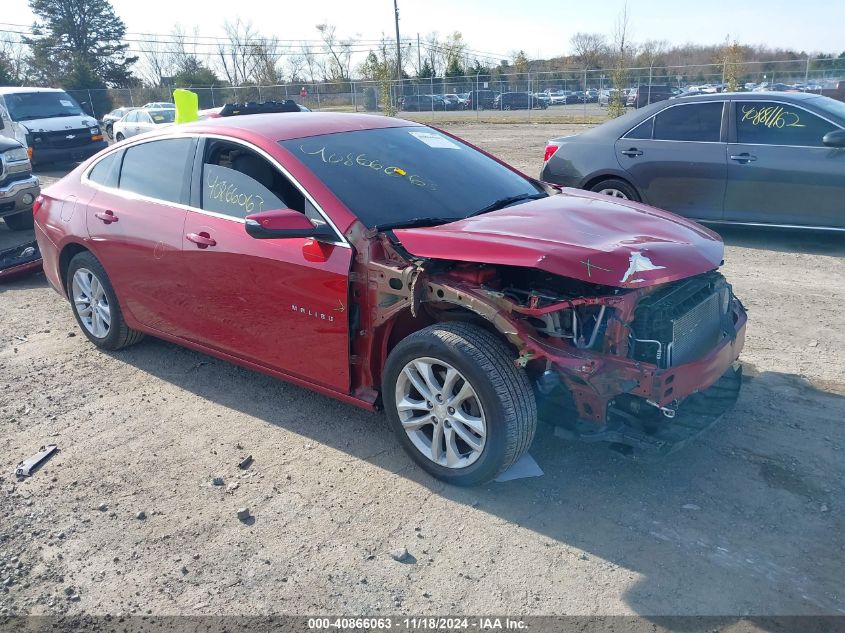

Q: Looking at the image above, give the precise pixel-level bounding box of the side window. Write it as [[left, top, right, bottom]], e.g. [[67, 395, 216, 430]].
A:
[[119, 138, 194, 204], [653, 102, 723, 142], [624, 117, 654, 140], [138, 111, 152, 124], [200, 141, 304, 219], [124, 111, 137, 123], [735, 101, 837, 147], [87, 151, 121, 188]]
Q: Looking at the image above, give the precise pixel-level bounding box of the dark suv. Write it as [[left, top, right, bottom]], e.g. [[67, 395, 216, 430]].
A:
[[633, 85, 675, 108], [0, 136, 41, 279], [466, 90, 498, 110], [494, 92, 549, 110]]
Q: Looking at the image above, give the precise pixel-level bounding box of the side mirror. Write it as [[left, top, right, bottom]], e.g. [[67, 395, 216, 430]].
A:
[[822, 129, 845, 148], [245, 208, 333, 240]]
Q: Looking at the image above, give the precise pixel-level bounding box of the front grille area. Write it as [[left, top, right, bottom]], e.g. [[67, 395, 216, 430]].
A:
[[34, 128, 91, 149], [629, 272, 731, 368]]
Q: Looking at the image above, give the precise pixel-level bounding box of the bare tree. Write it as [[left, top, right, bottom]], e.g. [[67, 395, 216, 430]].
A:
[[570, 32, 607, 70], [300, 42, 319, 82], [252, 37, 283, 85], [217, 19, 261, 85], [0, 33, 30, 84], [316, 23, 353, 81], [608, 3, 633, 117], [138, 35, 173, 86]]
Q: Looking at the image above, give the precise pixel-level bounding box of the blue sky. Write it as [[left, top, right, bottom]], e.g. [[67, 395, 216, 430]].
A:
[[4, 0, 843, 60]]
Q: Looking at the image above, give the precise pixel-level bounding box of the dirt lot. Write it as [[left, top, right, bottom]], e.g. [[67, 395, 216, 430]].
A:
[[1, 123, 844, 619]]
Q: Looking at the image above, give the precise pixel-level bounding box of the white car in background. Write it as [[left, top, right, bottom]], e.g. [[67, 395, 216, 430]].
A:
[[112, 108, 176, 141]]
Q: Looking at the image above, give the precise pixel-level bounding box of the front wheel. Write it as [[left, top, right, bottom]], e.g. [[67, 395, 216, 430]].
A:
[[66, 251, 144, 350], [589, 178, 640, 202], [3, 210, 34, 231], [115, 132, 125, 142], [382, 323, 537, 486]]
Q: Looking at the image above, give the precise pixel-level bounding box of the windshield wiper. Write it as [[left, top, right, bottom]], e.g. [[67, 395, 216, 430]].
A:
[[373, 216, 463, 232], [466, 192, 548, 218]]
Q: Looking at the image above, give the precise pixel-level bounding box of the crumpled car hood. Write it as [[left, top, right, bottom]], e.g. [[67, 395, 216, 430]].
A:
[[393, 190, 724, 288]]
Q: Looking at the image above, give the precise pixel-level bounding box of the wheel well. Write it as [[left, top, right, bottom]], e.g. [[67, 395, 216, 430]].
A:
[[59, 243, 89, 290], [582, 173, 638, 196], [378, 304, 519, 387]]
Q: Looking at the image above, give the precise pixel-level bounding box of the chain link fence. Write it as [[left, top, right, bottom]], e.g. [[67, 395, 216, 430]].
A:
[[76, 57, 845, 123]]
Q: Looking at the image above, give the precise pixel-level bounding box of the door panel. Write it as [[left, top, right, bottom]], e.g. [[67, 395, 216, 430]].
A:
[[85, 137, 195, 334], [724, 101, 845, 227], [86, 187, 190, 334], [615, 138, 727, 220], [616, 102, 727, 220], [180, 212, 352, 392]]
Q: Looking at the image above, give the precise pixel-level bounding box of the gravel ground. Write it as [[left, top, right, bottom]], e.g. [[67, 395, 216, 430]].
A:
[[1, 123, 844, 619]]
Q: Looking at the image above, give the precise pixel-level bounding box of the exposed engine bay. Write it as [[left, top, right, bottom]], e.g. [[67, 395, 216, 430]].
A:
[[348, 232, 747, 456]]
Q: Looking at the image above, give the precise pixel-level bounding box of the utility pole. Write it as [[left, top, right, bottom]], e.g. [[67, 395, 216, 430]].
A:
[[393, 0, 402, 82], [417, 33, 421, 74]]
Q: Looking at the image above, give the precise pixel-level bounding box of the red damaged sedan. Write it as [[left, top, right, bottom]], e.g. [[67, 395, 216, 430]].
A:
[[34, 112, 747, 485]]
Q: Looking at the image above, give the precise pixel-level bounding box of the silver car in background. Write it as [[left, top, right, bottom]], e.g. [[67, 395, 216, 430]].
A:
[[112, 108, 176, 141]]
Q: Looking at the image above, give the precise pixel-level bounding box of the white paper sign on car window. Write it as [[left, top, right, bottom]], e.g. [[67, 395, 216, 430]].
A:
[[60, 100, 74, 107], [408, 131, 461, 149]]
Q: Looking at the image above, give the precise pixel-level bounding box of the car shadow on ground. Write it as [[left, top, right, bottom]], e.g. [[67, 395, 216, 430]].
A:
[[709, 224, 845, 256], [106, 335, 845, 617]]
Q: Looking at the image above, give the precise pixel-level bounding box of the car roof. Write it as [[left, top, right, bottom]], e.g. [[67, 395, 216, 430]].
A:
[[670, 91, 821, 103], [177, 112, 421, 142], [0, 87, 67, 95], [554, 91, 839, 143]]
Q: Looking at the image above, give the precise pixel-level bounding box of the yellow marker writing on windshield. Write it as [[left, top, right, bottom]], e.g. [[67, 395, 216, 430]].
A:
[[394, 168, 407, 176]]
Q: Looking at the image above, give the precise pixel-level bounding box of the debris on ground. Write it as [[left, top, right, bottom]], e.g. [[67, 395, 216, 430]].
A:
[[238, 455, 253, 470], [236, 507, 251, 522], [15, 444, 59, 478]]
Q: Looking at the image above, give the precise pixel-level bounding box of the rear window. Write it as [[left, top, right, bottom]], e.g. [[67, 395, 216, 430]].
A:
[[87, 152, 121, 188], [119, 138, 194, 204], [281, 126, 542, 229]]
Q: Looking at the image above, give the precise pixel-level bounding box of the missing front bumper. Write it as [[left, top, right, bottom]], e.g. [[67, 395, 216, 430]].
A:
[[547, 363, 743, 458]]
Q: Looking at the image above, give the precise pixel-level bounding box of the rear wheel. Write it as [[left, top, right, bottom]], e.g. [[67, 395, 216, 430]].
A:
[[115, 132, 125, 142], [66, 251, 144, 350], [589, 178, 640, 202], [383, 323, 537, 486], [3, 210, 34, 231], [105, 123, 114, 139]]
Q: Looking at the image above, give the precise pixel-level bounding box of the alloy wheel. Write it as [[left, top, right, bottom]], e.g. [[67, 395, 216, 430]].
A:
[[395, 357, 487, 469], [72, 268, 111, 338], [597, 188, 629, 199]]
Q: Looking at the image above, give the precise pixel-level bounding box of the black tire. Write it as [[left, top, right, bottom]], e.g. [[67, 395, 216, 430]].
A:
[[589, 178, 640, 202], [115, 132, 125, 142], [3, 210, 34, 231], [66, 251, 144, 350], [105, 123, 114, 139], [382, 322, 537, 486]]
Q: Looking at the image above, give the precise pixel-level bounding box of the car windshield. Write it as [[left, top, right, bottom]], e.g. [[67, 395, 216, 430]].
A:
[[4, 91, 83, 121], [280, 126, 544, 230], [148, 109, 176, 124], [808, 96, 845, 123]]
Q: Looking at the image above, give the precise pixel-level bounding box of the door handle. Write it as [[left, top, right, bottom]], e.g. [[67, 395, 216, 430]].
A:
[[186, 232, 216, 248], [621, 148, 643, 157], [730, 153, 757, 163], [94, 210, 118, 224]]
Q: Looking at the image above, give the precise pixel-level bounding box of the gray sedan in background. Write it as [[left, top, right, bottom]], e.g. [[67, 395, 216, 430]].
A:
[[541, 93, 845, 230]]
